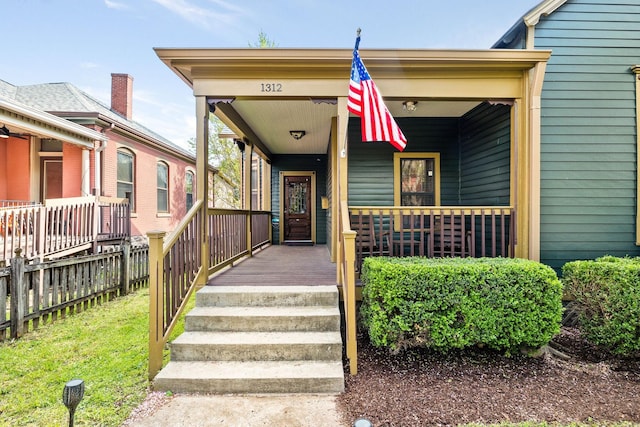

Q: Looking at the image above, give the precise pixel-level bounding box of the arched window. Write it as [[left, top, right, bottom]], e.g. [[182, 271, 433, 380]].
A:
[[185, 170, 195, 211], [117, 149, 135, 211], [157, 161, 169, 213]]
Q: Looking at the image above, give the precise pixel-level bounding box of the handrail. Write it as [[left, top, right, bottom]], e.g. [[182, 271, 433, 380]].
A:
[[340, 200, 358, 375], [148, 200, 203, 380], [148, 203, 272, 379]]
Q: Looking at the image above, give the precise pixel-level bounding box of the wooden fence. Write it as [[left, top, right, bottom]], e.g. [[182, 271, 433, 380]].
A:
[[0, 242, 148, 341]]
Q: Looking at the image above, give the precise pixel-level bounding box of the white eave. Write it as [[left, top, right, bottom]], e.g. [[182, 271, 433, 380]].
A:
[[0, 97, 106, 149], [524, 0, 568, 26]]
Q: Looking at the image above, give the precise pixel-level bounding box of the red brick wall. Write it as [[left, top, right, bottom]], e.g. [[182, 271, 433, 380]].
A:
[[103, 133, 193, 238]]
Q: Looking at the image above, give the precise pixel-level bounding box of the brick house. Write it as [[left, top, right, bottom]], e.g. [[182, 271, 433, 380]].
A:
[[0, 73, 232, 244]]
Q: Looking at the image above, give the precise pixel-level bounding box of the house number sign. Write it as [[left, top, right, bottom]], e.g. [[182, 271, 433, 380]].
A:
[[260, 83, 283, 92]]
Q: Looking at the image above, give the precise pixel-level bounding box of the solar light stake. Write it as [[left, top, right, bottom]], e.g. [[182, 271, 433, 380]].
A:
[[62, 379, 84, 427]]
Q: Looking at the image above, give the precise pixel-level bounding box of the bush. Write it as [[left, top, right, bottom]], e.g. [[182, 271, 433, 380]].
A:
[[360, 257, 563, 355], [562, 256, 640, 356]]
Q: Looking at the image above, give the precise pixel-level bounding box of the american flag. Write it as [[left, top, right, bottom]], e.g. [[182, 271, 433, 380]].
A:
[[347, 35, 407, 151]]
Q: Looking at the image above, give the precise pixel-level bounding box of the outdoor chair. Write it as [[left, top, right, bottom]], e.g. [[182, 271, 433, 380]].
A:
[[432, 215, 473, 257], [350, 215, 390, 270]]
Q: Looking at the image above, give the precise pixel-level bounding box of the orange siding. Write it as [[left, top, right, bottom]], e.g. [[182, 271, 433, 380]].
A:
[[62, 143, 82, 197], [5, 138, 31, 200]]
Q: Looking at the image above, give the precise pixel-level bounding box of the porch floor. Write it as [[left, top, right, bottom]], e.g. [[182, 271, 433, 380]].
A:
[[207, 245, 337, 287]]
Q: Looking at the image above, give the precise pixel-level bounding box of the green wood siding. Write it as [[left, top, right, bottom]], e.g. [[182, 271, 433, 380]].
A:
[[270, 155, 328, 245], [533, 0, 640, 270], [347, 117, 460, 206], [348, 109, 511, 207], [460, 103, 511, 206]]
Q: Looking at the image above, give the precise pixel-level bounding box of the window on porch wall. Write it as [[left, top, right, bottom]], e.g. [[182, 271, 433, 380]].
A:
[[394, 153, 441, 230]]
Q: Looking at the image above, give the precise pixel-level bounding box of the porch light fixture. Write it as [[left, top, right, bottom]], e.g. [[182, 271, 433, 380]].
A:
[[289, 130, 306, 140], [402, 101, 418, 112], [0, 125, 9, 138], [62, 379, 85, 427]]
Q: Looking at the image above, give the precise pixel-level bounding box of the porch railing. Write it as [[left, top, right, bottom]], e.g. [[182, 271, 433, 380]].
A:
[[349, 206, 515, 267], [148, 204, 271, 379], [0, 196, 130, 263]]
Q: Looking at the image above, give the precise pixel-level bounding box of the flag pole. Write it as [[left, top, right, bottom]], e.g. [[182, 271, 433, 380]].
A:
[[355, 28, 361, 50]]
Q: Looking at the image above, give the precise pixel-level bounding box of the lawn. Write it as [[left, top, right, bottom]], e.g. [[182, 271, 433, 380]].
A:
[[0, 288, 192, 427]]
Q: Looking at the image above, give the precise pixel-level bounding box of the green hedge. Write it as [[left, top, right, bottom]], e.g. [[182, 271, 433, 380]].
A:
[[360, 257, 563, 354], [563, 256, 640, 356]]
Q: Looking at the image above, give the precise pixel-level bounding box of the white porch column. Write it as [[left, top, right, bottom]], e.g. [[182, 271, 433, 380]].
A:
[[81, 148, 90, 196]]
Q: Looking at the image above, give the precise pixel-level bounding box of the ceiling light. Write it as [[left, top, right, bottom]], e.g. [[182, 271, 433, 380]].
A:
[[289, 130, 306, 140], [402, 101, 418, 112]]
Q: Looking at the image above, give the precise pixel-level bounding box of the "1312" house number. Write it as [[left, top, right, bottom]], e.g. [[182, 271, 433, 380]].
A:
[[260, 83, 283, 92]]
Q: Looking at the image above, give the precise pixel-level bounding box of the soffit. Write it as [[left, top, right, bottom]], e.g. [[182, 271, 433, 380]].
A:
[[156, 47, 550, 157]]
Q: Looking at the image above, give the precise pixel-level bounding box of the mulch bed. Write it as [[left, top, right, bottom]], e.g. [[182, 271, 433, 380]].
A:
[[336, 327, 640, 426]]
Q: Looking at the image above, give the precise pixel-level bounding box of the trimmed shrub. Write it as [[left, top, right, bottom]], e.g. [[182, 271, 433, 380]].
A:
[[563, 256, 640, 356], [360, 257, 563, 354]]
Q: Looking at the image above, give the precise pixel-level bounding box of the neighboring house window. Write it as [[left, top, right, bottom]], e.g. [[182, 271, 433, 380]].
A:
[[157, 161, 169, 213], [185, 171, 194, 211], [117, 149, 135, 211], [393, 153, 441, 229]]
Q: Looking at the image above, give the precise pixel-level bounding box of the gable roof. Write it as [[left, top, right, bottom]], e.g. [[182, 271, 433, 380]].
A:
[[493, 0, 569, 49], [0, 79, 194, 159]]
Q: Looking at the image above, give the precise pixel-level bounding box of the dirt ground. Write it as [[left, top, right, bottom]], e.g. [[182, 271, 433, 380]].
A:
[[336, 326, 640, 426]]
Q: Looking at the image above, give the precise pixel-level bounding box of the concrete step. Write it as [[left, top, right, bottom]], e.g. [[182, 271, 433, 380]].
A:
[[153, 360, 345, 394], [195, 285, 338, 308], [170, 331, 343, 362], [184, 306, 341, 332]]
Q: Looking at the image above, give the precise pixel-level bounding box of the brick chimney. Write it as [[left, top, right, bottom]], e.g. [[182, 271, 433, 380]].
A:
[[111, 73, 133, 120]]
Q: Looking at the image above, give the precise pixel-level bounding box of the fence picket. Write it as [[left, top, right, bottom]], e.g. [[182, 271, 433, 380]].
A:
[[0, 243, 149, 341]]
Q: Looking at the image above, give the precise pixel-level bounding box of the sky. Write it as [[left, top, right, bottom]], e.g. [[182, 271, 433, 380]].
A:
[[2, 0, 539, 150]]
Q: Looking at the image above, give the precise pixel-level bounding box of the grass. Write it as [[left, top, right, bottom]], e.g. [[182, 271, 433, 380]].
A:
[[0, 288, 194, 427]]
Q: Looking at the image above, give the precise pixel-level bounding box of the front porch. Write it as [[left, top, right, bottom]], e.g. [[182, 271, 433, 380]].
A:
[[149, 46, 551, 380]]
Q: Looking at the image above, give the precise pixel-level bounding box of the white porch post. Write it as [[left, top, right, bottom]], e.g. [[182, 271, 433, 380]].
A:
[[81, 148, 90, 196]]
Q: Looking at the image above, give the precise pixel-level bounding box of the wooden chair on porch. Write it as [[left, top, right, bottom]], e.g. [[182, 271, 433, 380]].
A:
[[432, 215, 474, 258], [350, 215, 391, 270]]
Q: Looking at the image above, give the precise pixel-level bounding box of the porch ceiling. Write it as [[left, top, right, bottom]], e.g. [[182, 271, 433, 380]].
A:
[[224, 98, 481, 155]]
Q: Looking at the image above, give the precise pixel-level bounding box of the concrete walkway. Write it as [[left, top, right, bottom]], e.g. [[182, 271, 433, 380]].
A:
[[124, 393, 346, 427]]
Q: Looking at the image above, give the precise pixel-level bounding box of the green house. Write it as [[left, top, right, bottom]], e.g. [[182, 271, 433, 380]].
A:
[[495, 0, 640, 270]]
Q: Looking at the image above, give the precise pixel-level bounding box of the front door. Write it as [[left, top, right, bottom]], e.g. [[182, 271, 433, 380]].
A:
[[284, 175, 312, 242], [42, 158, 63, 199]]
